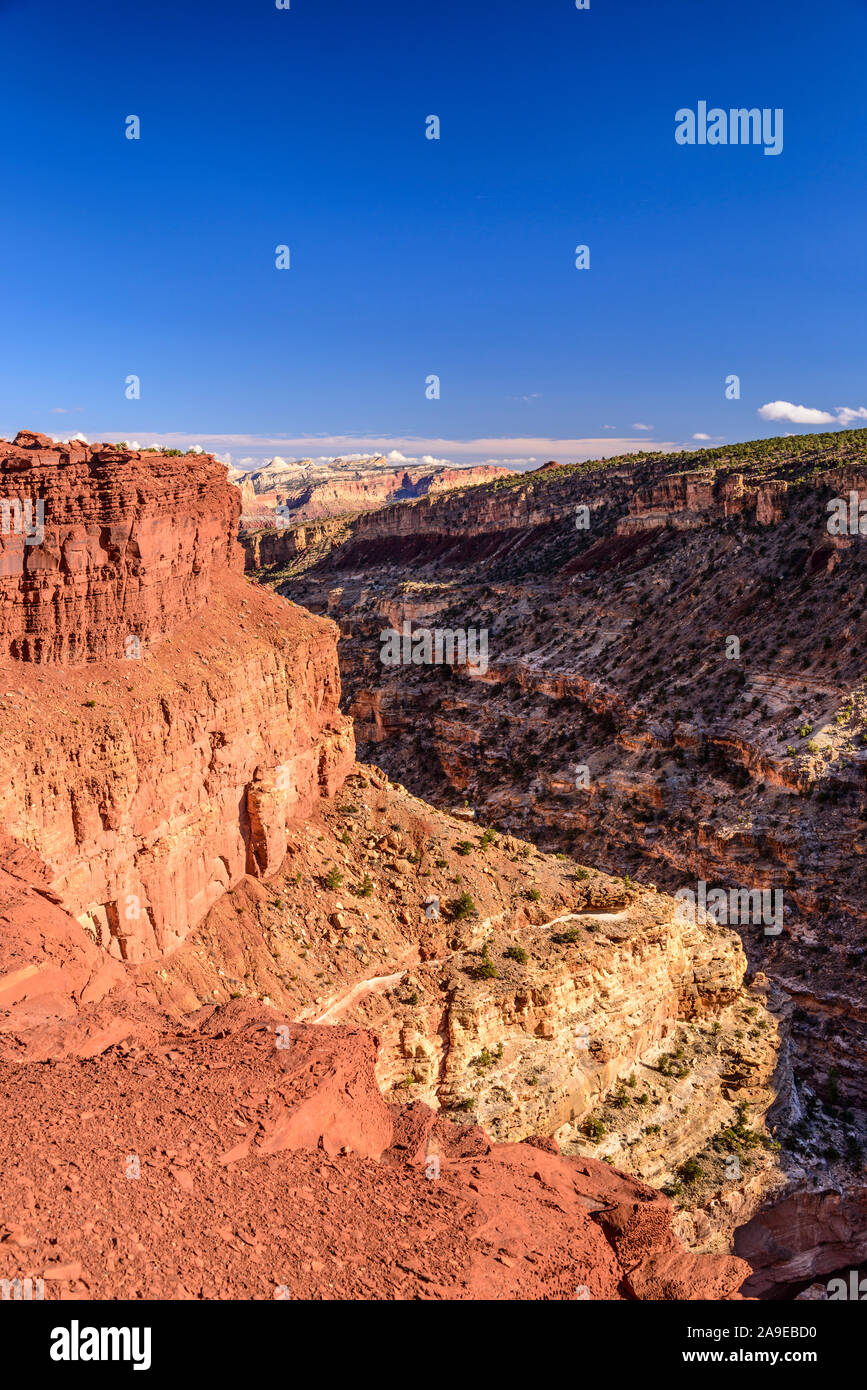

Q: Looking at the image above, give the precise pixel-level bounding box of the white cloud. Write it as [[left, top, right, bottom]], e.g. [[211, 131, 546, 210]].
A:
[[692, 433, 711, 441], [758, 400, 867, 428], [835, 406, 867, 427], [632, 422, 653, 431], [384, 449, 454, 467], [758, 400, 835, 425]]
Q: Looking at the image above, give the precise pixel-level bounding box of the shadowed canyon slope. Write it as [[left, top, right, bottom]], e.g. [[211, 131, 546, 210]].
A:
[[0, 431, 751, 1300]]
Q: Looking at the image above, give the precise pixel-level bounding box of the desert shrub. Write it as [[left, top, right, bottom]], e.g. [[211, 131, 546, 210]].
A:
[[449, 891, 477, 920]]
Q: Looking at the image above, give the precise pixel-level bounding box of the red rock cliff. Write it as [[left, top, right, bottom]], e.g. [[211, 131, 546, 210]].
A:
[[0, 432, 354, 960], [0, 430, 242, 663]]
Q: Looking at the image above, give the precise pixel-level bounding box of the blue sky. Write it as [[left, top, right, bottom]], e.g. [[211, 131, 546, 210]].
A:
[[1, 0, 865, 469]]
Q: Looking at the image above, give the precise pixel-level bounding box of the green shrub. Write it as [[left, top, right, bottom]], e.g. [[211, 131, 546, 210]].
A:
[[679, 1157, 703, 1183], [449, 891, 477, 921], [505, 944, 528, 964]]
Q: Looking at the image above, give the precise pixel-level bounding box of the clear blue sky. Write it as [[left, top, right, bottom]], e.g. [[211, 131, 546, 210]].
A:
[[0, 0, 864, 468]]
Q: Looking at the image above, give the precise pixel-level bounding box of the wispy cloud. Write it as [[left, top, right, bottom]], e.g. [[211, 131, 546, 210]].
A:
[[80, 431, 687, 471]]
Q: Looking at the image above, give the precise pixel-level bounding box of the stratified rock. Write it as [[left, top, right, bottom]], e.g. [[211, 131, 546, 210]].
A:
[[0, 437, 241, 663], [0, 435, 354, 958]]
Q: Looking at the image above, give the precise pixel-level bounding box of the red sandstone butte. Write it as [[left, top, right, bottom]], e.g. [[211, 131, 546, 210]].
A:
[[0, 431, 240, 662], [0, 433, 354, 959]]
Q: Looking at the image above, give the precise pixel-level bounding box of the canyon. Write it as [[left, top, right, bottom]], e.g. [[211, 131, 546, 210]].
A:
[[245, 428, 867, 1295], [1, 426, 864, 1299], [0, 428, 756, 1301]]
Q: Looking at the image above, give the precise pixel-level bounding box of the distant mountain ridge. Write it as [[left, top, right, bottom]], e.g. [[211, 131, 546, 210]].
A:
[[229, 453, 512, 527]]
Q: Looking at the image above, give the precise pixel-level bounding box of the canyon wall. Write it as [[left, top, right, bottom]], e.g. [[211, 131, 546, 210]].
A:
[[234, 458, 511, 531], [0, 431, 241, 663], [0, 430, 754, 1298], [0, 433, 354, 961], [5, 425, 866, 1297]]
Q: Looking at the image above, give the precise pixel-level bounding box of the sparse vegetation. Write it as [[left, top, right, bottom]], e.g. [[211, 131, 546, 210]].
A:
[[449, 891, 477, 921]]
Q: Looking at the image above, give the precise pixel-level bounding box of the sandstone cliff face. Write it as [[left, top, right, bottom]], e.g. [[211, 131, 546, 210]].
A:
[[267, 464, 512, 522], [243, 516, 353, 574], [0, 435, 354, 961], [0, 431, 241, 663]]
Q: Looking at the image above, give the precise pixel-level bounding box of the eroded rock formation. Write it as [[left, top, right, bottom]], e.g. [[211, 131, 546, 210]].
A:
[[231, 454, 511, 531], [0, 434, 353, 958], [0, 431, 241, 663]]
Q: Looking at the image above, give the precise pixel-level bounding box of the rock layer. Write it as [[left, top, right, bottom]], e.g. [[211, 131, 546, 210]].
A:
[[0, 431, 241, 663], [0, 435, 354, 959]]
